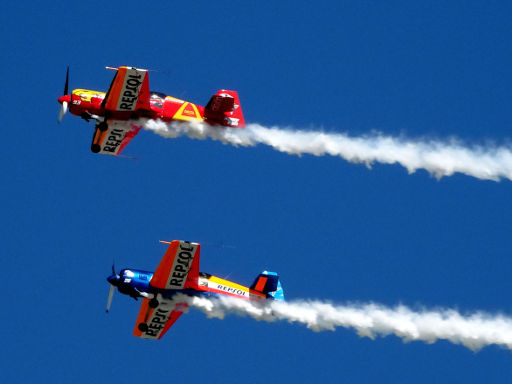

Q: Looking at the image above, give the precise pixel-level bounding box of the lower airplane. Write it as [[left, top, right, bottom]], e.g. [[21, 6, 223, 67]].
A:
[[57, 66, 245, 156], [106, 240, 284, 339]]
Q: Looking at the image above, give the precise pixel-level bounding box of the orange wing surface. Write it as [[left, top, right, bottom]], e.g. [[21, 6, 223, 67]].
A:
[[150, 240, 200, 290], [133, 298, 187, 339], [133, 241, 199, 339], [102, 66, 151, 112]]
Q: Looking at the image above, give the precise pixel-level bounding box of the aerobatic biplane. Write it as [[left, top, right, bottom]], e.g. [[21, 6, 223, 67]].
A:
[[106, 240, 284, 340], [57, 66, 245, 156]]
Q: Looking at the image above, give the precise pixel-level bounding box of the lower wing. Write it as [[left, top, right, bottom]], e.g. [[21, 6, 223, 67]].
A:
[[90, 120, 141, 156], [133, 297, 187, 340]]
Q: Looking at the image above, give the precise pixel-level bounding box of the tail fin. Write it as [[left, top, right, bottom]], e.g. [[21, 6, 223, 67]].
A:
[[204, 89, 245, 128], [250, 271, 285, 301]]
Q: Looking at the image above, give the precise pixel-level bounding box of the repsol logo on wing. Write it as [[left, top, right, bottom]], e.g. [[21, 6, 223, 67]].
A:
[[118, 71, 144, 111], [102, 128, 125, 153], [145, 307, 169, 337], [167, 242, 196, 289]]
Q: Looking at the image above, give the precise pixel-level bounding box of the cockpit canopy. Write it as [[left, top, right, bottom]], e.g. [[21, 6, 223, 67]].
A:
[[150, 91, 166, 100], [150, 91, 166, 109]]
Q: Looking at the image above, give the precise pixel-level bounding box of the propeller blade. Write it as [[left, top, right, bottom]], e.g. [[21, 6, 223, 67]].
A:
[[64, 66, 69, 96], [106, 284, 115, 313], [58, 101, 68, 123], [112, 262, 116, 276]]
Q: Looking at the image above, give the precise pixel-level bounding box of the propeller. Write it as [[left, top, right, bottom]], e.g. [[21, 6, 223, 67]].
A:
[[106, 262, 119, 313], [63, 66, 69, 95], [106, 284, 115, 313], [58, 67, 70, 123]]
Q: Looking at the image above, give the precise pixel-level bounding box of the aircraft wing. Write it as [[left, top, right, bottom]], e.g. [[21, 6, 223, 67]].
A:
[[102, 66, 151, 112], [133, 240, 200, 339], [90, 120, 141, 156], [149, 240, 201, 291], [133, 298, 188, 339]]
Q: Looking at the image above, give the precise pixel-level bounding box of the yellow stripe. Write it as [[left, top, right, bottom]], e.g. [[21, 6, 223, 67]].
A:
[[209, 275, 250, 292]]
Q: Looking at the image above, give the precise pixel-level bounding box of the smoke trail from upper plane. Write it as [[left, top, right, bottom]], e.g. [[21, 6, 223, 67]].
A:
[[170, 294, 512, 352], [142, 119, 512, 181]]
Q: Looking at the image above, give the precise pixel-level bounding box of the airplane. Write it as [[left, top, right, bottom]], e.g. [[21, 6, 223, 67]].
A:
[[106, 240, 284, 340], [57, 66, 245, 156]]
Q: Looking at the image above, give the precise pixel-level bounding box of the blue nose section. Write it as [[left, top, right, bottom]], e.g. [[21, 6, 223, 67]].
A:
[[107, 274, 120, 286]]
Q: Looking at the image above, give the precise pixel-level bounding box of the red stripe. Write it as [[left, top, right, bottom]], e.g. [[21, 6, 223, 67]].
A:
[[254, 276, 268, 292]]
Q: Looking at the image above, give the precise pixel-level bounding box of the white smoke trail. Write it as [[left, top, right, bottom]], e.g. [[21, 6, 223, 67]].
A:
[[170, 294, 512, 352], [141, 119, 512, 181]]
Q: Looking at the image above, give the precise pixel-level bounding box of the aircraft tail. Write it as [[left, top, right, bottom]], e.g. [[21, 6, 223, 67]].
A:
[[204, 89, 245, 128], [250, 271, 285, 301]]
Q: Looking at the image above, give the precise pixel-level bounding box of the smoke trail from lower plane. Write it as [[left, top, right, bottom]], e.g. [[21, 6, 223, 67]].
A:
[[142, 119, 512, 181], [170, 294, 512, 352]]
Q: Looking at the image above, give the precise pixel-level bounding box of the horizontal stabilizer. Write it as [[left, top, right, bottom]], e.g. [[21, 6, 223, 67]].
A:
[[206, 94, 235, 113], [204, 90, 245, 127]]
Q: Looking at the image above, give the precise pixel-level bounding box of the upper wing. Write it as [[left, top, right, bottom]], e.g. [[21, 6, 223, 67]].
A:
[[90, 120, 141, 156], [102, 66, 151, 112], [133, 298, 188, 340], [150, 240, 201, 290]]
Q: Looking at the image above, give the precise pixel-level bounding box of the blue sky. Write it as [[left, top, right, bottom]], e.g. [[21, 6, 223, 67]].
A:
[[2, 1, 512, 382]]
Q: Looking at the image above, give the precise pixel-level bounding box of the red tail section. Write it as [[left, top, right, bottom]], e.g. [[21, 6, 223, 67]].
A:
[[204, 90, 245, 128]]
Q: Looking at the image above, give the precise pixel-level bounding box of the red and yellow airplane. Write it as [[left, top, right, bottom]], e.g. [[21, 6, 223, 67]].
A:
[[57, 66, 245, 156], [106, 240, 284, 340]]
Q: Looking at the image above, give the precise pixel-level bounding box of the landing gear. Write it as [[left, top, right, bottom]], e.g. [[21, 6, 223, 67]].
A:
[[138, 323, 148, 332], [90, 121, 107, 153], [149, 298, 159, 308], [97, 121, 108, 132], [80, 112, 92, 122]]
